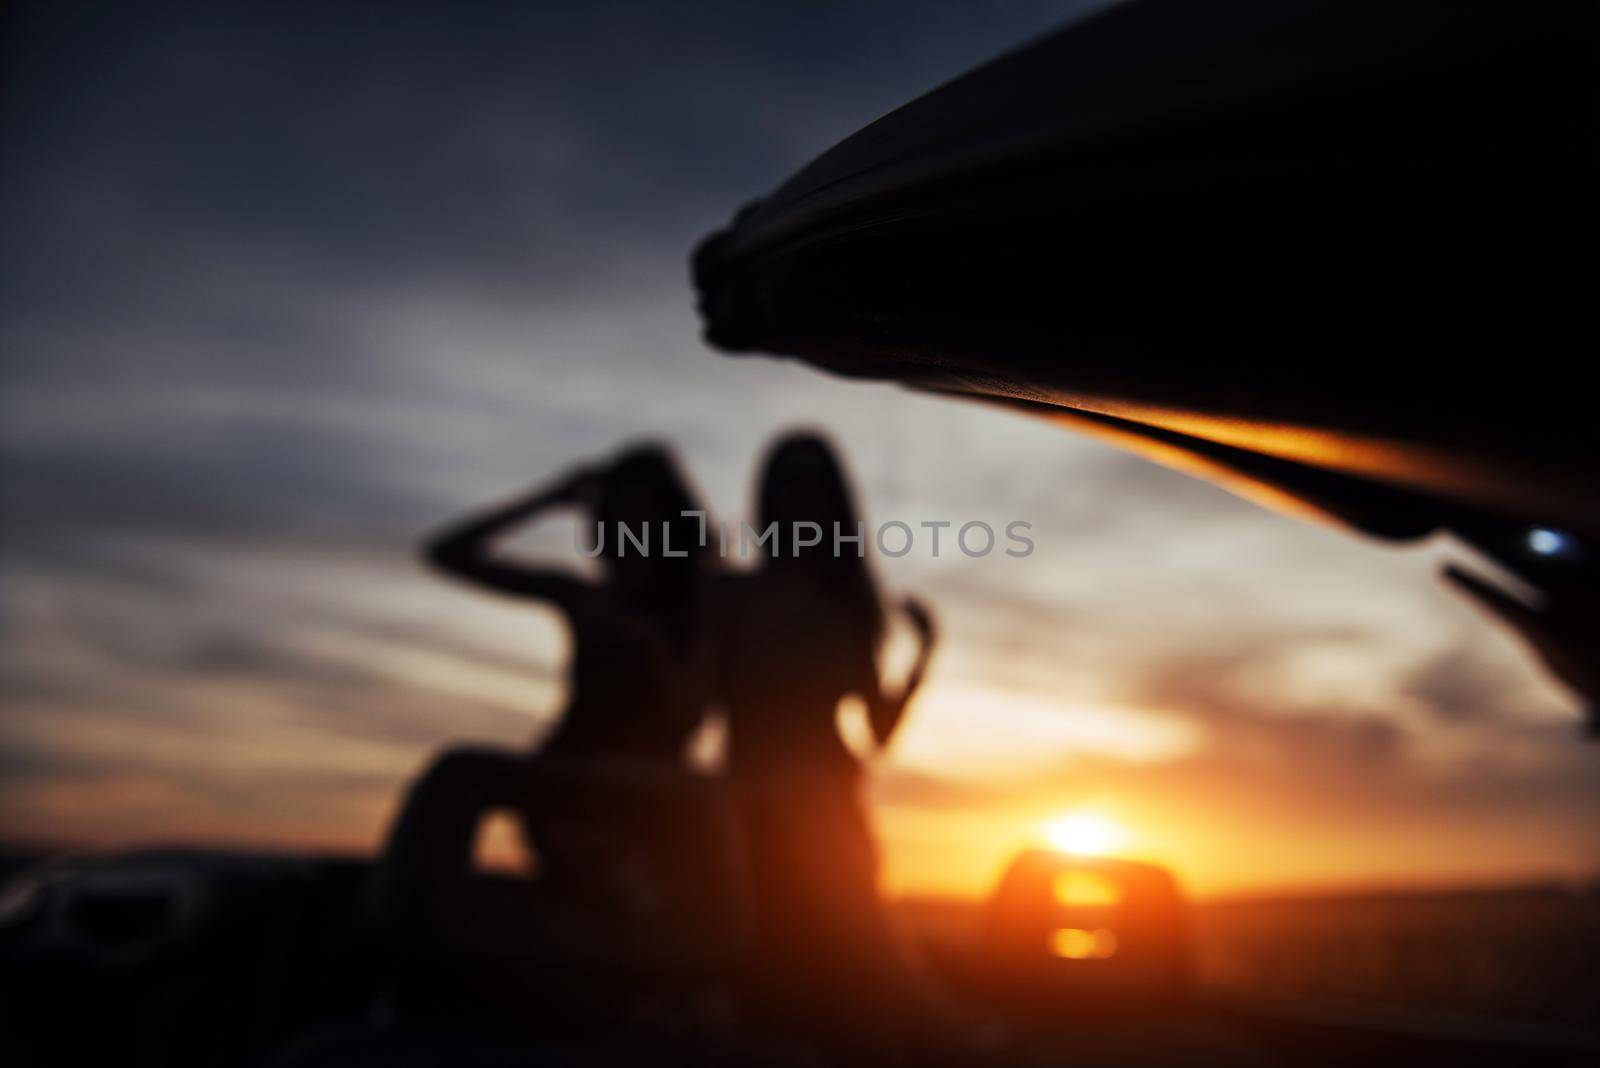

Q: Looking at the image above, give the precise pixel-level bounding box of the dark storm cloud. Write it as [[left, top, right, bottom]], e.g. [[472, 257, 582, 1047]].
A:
[[1, 0, 1087, 544], [2, 1, 1086, 297]]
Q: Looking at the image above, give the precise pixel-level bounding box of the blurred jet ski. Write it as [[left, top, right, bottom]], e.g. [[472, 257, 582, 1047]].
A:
[[696, 0, 1595, 538], [694, 0, 1600, 727]]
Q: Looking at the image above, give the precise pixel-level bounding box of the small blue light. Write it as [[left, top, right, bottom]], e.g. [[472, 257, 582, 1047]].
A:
[[1526, 527, 1574, 557]]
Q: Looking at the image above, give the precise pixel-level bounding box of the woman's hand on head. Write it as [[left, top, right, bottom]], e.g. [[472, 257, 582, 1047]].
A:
[[551, 466, 602, 505]]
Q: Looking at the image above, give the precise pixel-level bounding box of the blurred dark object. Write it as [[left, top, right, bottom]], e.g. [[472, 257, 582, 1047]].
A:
[[694, 0, 1598, 541], [1442, 521, 1600, 734], [0, 850, 370, 1067], [980, 851, 1189, 1021], [693, 0, 1600, 735], [0, 846, 778, 1068]]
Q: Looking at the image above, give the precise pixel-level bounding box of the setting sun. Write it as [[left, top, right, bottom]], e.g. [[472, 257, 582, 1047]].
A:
[[1044, 811, 1130, 857]]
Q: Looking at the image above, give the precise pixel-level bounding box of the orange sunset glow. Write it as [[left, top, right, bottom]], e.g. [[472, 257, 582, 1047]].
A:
[[6, 490, 1600, 905]]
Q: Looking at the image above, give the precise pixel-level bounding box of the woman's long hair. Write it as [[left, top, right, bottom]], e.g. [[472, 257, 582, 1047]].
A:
[[592, 442, 706, 645], [758, 431, 885, 649]]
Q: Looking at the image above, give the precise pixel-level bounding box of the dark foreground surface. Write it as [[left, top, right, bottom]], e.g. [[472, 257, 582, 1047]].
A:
[[2, 846, 1596, 1067]]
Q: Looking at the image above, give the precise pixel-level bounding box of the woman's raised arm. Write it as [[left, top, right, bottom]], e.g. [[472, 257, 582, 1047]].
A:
[[861, 596, 938, 750], [423, 467, 601, 612]]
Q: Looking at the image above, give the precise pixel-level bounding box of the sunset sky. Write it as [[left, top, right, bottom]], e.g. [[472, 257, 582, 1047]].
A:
[[4, 0, 1597, 901]]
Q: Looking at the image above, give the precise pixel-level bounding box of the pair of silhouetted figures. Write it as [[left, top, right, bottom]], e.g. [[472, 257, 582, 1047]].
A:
[[372, 431, 941, 1054]]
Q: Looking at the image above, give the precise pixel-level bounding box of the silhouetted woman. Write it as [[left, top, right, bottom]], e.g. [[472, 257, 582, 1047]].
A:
[[424, 445, 711, 761], [374, 445, 725, 969], [717, 431, 938, 1049]]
